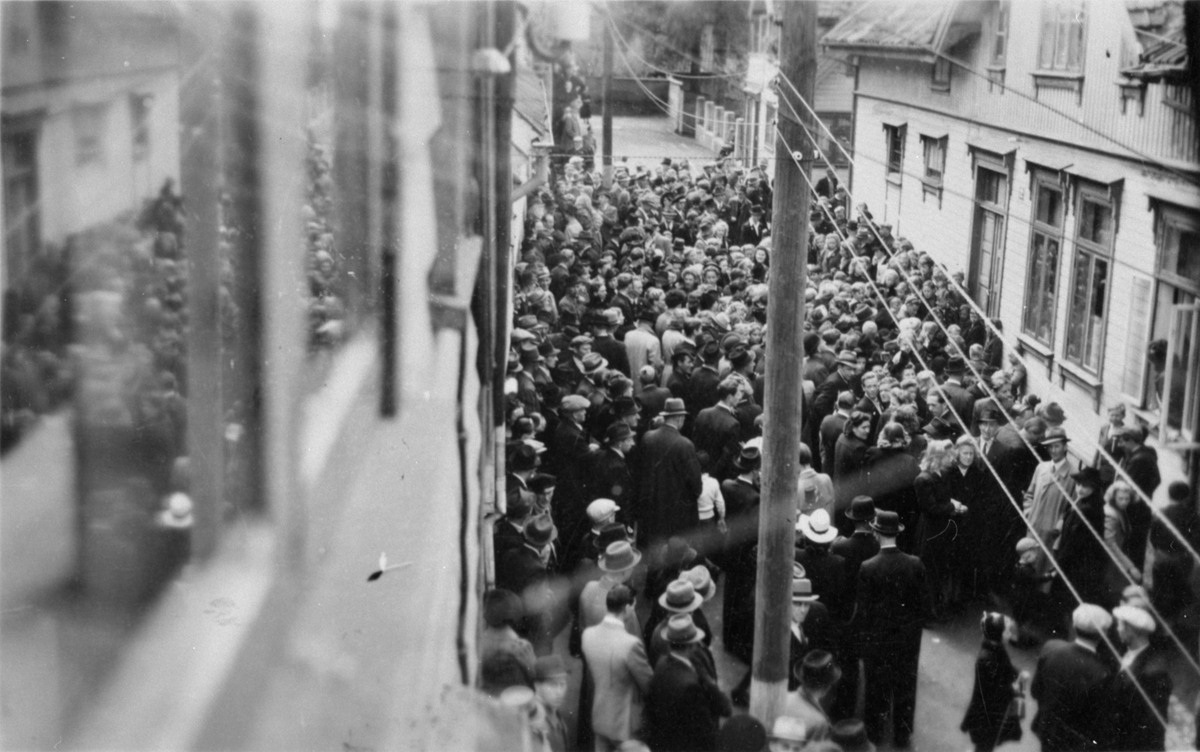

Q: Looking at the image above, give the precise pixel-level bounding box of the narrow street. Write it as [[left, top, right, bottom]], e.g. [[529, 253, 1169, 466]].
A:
[[609, 115, 717, 170]]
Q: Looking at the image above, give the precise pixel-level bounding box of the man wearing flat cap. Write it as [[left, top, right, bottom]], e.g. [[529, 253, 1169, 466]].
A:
[[1031, 603, 1113, 752], [550, 394, 598, 569], [1103, 604, 1172, 752]]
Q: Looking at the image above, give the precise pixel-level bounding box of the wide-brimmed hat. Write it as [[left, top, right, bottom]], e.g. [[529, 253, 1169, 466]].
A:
[[613, 396, 641, 419], [791, 578, 820, 603], [582, 353, 609, 375], [830, 719, 876, 752], [945, 355, 966, 374], [846, 495, 876, 522], [1113, 604, 1156, 633], [796, 649, 842, 689], [683, 565, 716, 602], [870, 510, 904, 536], [599, 540, 642, 572], [800, 508, 837, 544], [979, 405, 1003, 424], [659, 579, 704, 613], [663, 536, 698, 567], [510, 443, 540, 472], [1041, 427, 1070, 445], [664, 613, 705, 645], [523, 515, 558, 547], [661, 398, 688, 417], [733, 445, 762, 472], [835, 349, 858, 367], [605, 421, 634, 445]]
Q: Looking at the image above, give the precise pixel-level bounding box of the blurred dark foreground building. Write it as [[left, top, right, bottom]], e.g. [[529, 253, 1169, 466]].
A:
[[1, 1, 559, 748]]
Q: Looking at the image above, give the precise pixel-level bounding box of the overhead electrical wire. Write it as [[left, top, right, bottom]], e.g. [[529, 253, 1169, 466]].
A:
[[775, 124, 1180, 732]]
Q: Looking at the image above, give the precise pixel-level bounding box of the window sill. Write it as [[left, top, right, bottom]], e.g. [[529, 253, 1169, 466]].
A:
[[1017, 333, 1054, 360], [1057, 357, 1104, 410], [1031, 71, 1084, 104], [886, 173, 902, 187], [920, 178, 944, 207]]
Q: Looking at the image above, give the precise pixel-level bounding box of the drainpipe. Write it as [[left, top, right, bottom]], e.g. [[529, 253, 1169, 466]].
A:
[[511, 141, 553, 203]]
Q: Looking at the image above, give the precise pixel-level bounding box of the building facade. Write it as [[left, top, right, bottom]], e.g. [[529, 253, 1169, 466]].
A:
[[826, 0, 1198, 490]]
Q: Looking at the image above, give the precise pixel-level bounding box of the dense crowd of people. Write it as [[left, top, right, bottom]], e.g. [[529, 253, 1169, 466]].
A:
[[479, 151, 1200, 752]]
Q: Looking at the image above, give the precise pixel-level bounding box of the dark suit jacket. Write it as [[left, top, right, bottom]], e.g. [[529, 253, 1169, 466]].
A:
[[832, 531, 880, 586], [638, 424, 703, 546], [692, 404, 742, 480], [637, 384, 672, 422], [854, 547, 930, 648], [1031, 639, 1112, 751], [795, 545, 851, 622], [688, 365, 722, 415], [496, 544, 548, 597], [819, 412, 849, 474], [1103, 647, 1172, 751], [813, 370, 853, 428], [644, 653, 732, 752], [593, 334, 631, 378], [940, 378, 975, 425], [1121, 445, 1162, 500], [1055, 492, 1109, 606]]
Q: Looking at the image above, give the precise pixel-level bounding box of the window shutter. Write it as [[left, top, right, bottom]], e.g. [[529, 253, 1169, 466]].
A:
[[1122, 275, 1153, 402]]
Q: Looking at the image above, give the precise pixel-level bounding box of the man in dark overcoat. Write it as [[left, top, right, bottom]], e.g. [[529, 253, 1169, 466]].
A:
[[637, 398, 702, 553], [720, 446, 762, 665], [1031, 604, 1113, 752], [855, 511, 931, 748], [691, 376, 743, 481], [550, 394, 596, 568], [643, 613, 731, 752]]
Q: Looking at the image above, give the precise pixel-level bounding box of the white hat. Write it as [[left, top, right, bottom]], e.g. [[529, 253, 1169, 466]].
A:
[[1113, 605, 1157, 634], [771, 716, 808, 743], [1072, 603, 1114, 636], [587, 498, 620, 524], [800, 508, 837, 544]]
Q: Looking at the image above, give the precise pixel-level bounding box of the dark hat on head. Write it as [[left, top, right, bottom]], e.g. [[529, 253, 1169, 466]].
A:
[[979, 405, 1003, 424], [717, 714, 768, 752], [945, 355, 966, 374], [1042, 401, 1067, 425], [1071, 466, 1104, 489], [1041, 426, 1070, 445], [1169, 481, 1192, 502], [601, 309, 621, 327], [661, 398, 688, 417], [613, 396, 641, 419], [605, 421, 634, 445], [671, 344, 697, 363], [483, 588, 524, 627], [517, 314, 539, 329], [663, 536, 698, 567], [733, 445, 762, 471], [534, 654, 568, 681], [637, 307, 658, 323], [528, 473, 557, 494], [796, 649, 842, 689], [523, 515, 558, 547], [519, 343, 543, 364], [846, 495, 876, 521], [538, 340, 560, 358], [510, 443, 540, 472], [871, 510, 904, 536]]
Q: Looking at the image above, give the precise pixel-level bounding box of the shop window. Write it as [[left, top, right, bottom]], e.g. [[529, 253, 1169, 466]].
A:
[[1063, 188, 1114, 373], [1022, 175, 1064, 347]]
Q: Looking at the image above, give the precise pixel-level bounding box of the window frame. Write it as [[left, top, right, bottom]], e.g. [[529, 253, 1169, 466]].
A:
[[931, 56, 951, 92], [1062, 183, 1115, 375], [919, 133, 947, 206], [883, 123, 906, 181], [991, 2, 1010, 67], [1037, 0, 1086, 74], [1021, 172, 1065, 348]]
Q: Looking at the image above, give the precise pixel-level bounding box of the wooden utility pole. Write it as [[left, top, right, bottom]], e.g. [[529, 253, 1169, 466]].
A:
[[749, 0, 815, 728], [602, 6, 614, 188]]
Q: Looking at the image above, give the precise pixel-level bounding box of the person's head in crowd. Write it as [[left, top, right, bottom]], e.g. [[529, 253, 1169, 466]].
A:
[[954, 433, 978, 469], [1107, 402, 1127, 428], [1105, 479, 1136, 515], [1042, 426, 1070, 462], [1116, 424, 1147, 454], [878, 422, 908, 449], [845, 411, 872, 442], [534, 655, 569, 711], [836, 390, 856, 415], [920, 438, 955, 475], [861, 371, 880, 402], [926, 389, 948, 419], [1022, 415, 1048, 444]]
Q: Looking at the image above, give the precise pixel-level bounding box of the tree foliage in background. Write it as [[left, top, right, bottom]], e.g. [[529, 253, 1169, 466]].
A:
[[588, 0, 750, 78]]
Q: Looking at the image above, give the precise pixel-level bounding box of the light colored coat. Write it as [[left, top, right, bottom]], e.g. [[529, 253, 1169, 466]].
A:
[[624, 325, 663, 397], [582, 614, 654, 742], [1024, 457, 1078, 564]]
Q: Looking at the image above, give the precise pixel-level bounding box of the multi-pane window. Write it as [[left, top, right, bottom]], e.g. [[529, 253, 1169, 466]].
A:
[[922, 136, 946, 183], [1022, 176, 1064, 346], [992, 3, 1010, 66], [885, 124, 905, 177], [1145, 205, 1200, 434], [1064, 189, 1114, 372], [1038, 1, 1085, 73]]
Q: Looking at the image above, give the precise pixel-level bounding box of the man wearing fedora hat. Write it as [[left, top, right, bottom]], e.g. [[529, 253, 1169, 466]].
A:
[[1023, 427, 1078, 576], [647, 578, 714, 667], [581, 583, 654, 752], [637, 397, 703, 554], [592, 309, 631, 379], [856, 510, 930, 747], [644, 613, 732, 752], [813, 350, 861, 431], [587, 422, 637, 520], [496, 514, 560, 653]]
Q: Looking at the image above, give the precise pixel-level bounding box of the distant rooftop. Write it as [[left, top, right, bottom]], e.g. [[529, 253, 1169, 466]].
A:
[[822, 1, 957, 56]]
